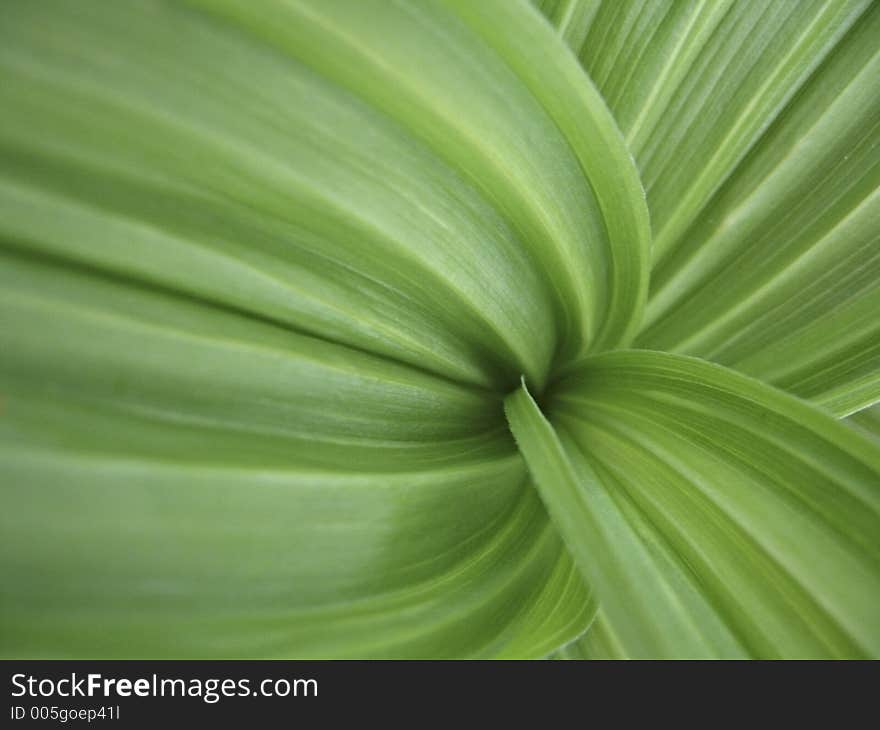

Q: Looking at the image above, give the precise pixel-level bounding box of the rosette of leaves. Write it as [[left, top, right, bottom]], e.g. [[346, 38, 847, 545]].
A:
[[1, 0, 878, 659]]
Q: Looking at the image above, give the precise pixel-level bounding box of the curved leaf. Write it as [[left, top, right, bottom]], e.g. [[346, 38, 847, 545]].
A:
[[511, 351, 880, 658], [506, 379, 744, 658], [185, 0, 649, 361], [0, 251, 592, 658], [552, 612, 626, 660], [542, 0, 880, 414], [2, 0, 878, 660], [449, 0, 650, 352]]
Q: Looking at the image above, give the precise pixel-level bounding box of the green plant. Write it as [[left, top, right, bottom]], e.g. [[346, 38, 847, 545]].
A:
[[0, 0, 878, 659]]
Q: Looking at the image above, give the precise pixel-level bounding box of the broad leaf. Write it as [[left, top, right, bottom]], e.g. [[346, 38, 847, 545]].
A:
[[0, 0, 645, 657], [510, 351, 880, 658], [541, 0, 880, 414], [0, 255, 592, 657], [1, 0, 879, 660]]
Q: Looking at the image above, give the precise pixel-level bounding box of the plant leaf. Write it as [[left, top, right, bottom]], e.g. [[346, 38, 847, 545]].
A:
[[0, 253, 592, 658], [552, 612, 625, 660], [849, 404, 880, 444], [442, 0, 651, 353], [532, 0, 600, 51], [511, 351, 880, 658], [557, 402, 880, 660], [506, 379, 744, 658], [185, 0, 651, 359], [3, 0, 879, 660], [540, 0, 880, 414]]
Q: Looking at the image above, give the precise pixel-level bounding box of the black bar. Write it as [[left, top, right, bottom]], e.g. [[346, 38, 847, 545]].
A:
[[2, 660, 873, 726]]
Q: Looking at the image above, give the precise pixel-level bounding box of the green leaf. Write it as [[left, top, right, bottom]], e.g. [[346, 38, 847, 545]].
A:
[[552, 612, 625, 660], [512, 351, 880, 658], [532, 0, 600, 51], [849, 404, 880, 444], [2, 0, 879, 660], [441, 0, 651, 353], [506, 379, 744, 658], [542, 0, 880, 414], [0, 254, 592, 658], [556, 404, 880, 661], [0, 0, 644, 659]]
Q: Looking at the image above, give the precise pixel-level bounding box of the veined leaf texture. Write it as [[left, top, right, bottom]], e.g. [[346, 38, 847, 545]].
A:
[[1, 0, 878, 658]]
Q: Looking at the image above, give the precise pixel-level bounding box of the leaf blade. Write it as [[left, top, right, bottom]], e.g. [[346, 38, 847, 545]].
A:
[[547, 350, 880, 658], [505, 379, 742, 658], [545, 0, 880, 413]]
